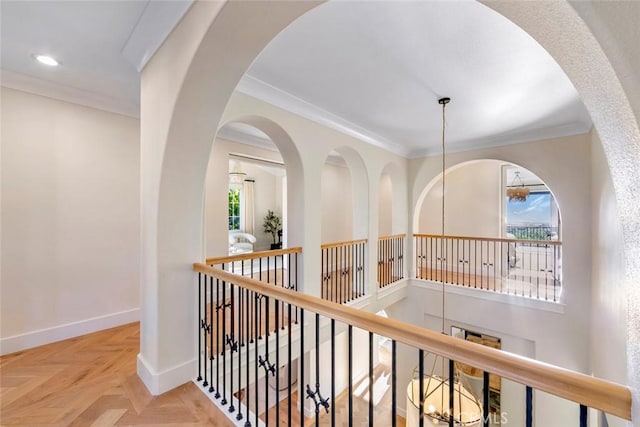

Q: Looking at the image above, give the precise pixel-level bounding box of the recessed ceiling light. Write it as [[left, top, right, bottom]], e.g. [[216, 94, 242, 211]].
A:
[[34, 54, 59, 67]]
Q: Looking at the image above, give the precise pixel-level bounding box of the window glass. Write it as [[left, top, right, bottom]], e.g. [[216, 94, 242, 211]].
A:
[[506, 191, 555, 240], [228, 188, 241, 230]]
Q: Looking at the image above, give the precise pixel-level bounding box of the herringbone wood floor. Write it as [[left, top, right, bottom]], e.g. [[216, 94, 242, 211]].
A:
[[0, 323, 234, 426]]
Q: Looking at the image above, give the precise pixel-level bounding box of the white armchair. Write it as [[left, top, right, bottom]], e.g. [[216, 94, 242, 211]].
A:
[[228, 232, 256, 255]]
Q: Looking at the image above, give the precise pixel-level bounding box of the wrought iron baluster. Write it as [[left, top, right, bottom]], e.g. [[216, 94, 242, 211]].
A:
[[197, 273, 203, 383], [580, 404, 587, 427], [287, 301, 292, 426], [419, 349, 424, 427], [215, 277, 220, 398], [483, 371, 490, 427], [526, 386, 533, 427], [264, 295, 269, 426], [208, 276, 214, 393], [245, 288, 251, 427], [369, 332, 373, 427], [392, 340, 397, 427], [449, 358, 454, 427], [221, 280, 227, 406], [275, 297, 280, 426], [300, 309, 305, 426], [348, 325, 353, 427], [331, 319, 336, 427]]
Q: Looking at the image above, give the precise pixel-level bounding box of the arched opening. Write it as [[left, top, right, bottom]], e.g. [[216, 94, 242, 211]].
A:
[[205, 121, 294, 257], [378, 162, 406, 287], [141, 2, 639, 416], [414, 160, 563, 301], [321, 151, 353, 244], [320, 146, 369, 303], [415, 160, 561, 240]]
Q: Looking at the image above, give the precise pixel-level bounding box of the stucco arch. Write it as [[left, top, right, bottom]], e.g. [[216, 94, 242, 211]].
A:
[[141, 0, 639, 412]]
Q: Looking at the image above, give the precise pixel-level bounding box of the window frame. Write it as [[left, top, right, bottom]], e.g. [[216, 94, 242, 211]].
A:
[[228, 187, 242, 231]]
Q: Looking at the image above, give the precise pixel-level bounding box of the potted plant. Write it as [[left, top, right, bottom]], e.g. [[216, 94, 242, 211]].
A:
[[263, 210, 282, 250]]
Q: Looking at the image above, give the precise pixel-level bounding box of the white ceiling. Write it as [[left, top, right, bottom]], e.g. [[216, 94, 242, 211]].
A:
[[243, 0, 592, 157], [1, 0, 591, 157], [0, 0, 191, 117]]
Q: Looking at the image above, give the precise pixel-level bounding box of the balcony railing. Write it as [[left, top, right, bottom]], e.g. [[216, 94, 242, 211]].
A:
[[206, 247, 302, 292], [321, 239, 367, 304], [193, 263, 631, 426], [506, 225, 559, 241], [378, 234, 405, 288], [414, 234, 562, 302]]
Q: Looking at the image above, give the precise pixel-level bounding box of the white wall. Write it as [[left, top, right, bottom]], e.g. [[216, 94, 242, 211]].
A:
[[140, 1, 640, 415], [410, 134, 592, 327], [409, 133, 593, 423], [205, 138, 285, 257], [404, 282, 578, 426], [239, 161, 283, 251], [321, 162, 353, 243], [378, 172, 392, 236], [0, 87, 140, 354], [590, 129, 627, 427], [418, 160, 502, 237]]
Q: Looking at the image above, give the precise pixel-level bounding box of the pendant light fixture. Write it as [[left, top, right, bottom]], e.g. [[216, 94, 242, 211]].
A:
[[506, 171, 530, 202], [229, 161, 247, 188], [406, 98, 482, 427]]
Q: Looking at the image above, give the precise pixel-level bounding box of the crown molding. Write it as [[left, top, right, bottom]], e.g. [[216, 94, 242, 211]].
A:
[[407, 122, 592, 159], [217, 125, 279, 152], [237, 74, 411, 157], [1, 69, 139, 118], [121, 0, 194, 72]]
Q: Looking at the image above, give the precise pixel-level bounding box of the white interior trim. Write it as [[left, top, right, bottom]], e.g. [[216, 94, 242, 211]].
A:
[[1, 70, 139, 118], [137, 353, 196, 396], [122, 0, 194, 72], [0, 308, 139, 355], [237, 75, 410, 157]]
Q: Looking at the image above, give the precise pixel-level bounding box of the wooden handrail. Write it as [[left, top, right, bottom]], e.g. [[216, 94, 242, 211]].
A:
[[320, 238, 368, 250], [193, 262, 631, 421], [205, 246, 302, 265], [378, 233, 406, 241], [414, 233, 562, 246]]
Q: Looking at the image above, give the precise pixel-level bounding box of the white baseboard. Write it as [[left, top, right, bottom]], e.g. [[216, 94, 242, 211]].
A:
[[137, 353, 196, 395], [397, 406, 407, 418], [0, 308, 139, 355]]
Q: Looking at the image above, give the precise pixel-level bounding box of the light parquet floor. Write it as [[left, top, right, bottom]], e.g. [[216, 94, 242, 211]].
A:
[[0, 323, 235, 426]]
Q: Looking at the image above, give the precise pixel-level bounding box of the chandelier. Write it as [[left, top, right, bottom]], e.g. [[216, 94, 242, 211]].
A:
[[229, 162, 247, 188], [406, 97, 482, 427], [506, 171, 530, 202]]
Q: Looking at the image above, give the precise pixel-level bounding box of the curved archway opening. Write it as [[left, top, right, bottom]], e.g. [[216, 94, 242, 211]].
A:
[[143, 1, 639, 411], [319, 146, 369, 303], [321, 146, 369, 244], [415, 160, 561, 240], [414, 159, 563, 302], [321, 151, 353, 244], [205, 120, 300, 257]]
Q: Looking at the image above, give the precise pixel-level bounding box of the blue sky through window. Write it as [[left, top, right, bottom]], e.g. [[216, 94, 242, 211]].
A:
[[506, 192, 552, 225]]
